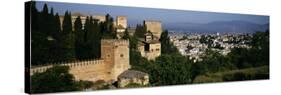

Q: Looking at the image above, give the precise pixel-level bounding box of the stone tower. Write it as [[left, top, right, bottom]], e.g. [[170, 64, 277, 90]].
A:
[[101, 39, 130, 81], [144, 20, 162, 39], [116, 16, 127, 29], [115, 16, 127, 39]]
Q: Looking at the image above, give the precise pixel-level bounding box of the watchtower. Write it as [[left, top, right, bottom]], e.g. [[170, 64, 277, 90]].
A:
[[144, 20, 162, 39], [101, 39, 130, 81], [116, 16, 127, 29]]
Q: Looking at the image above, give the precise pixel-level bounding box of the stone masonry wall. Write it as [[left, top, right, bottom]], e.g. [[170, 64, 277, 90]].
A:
[[30, 60, 115, 82]]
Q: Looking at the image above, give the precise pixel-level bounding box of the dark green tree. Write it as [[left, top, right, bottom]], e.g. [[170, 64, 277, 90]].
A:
[[82, 16, 102, 59], [40, 4, 50, 35], [251, 31, 269, 66], [91, 19, 102, 58], [48, 8, 55, 36], [30, 2, 47, 65], [134, 24, 147, 38], [74, 16, 86, 59], [46, 13, 64, 62], [74, 16, 82, 33], [31, 66, 79, 93], [160, 30, 179, 54], [61, 11, 75, 61], [102, 14, 116, 39], [53, 13, 61, 38], [122, 29, 130, 39], [31, 3, 54, 65], [62, 11, 72, 33]]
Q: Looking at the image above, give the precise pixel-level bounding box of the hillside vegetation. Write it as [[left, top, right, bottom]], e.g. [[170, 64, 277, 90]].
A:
[[193, 66, 269, 83]]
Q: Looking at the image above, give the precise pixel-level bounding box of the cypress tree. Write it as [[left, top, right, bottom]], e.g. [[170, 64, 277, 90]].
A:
[[102, 14, 116, 38], [50, 13, 62, 62], [49, 8, 56, 37], [92, 19, 101, 58], [87, 16, 96, 58], [62, 11, 72, 33], [54, 13, 61, 37], [74, 16, 85, 59], [61, 11, 75, 61], [74, 16, 82, 32], [82, 16, 91, 59], [122, 29, 129, 39], [42, 4, 48, 15], [160, 30, 179, 54], [41, 4, 49, 34], [84, 16, 90, 40], [134, 24, 146, 38]]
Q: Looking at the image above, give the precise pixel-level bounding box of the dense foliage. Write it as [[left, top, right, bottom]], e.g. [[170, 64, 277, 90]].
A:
[[134, 22, 147, 38], [160, 30, 179, 54], [31, 66, 93, 93], [31, 2, 116, 65]]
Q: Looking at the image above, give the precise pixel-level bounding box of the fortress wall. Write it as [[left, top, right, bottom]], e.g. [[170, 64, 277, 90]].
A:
[[30, 59, 114, 82], [69, 60, 114, 82]]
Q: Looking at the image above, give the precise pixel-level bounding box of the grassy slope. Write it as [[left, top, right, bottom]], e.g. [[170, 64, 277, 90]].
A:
[[193, 66, 269, 83]]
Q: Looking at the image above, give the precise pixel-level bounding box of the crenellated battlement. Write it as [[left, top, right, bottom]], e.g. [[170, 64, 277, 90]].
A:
[[30, 59, 104, 75], [101, 39, 129, 46]]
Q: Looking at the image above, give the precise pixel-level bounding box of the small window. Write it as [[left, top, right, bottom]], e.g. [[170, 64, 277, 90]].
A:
[[120, 54, 124, 57], [156, 48, 160, 51], [107, 55, 110, 57], [144, 43, 150, 51]]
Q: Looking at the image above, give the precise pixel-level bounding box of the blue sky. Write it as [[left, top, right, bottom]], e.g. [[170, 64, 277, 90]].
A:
[[35, 1, 269, 26]]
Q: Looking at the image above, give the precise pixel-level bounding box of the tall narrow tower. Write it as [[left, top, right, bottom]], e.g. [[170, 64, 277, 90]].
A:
[[115, 16, 127, 39], [144, 20, 162, 39], [116, 16, 127, 29], [101, 39, 130, 81]]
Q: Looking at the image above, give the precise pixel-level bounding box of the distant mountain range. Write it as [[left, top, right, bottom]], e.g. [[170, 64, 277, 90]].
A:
[[163, 20, 269, 34]]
